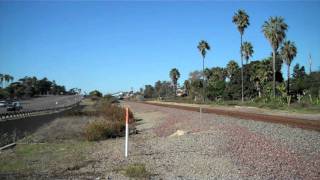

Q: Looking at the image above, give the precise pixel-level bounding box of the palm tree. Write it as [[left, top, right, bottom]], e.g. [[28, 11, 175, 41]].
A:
[[280, 40, 297, 95], [9, 75, 14, 84], [4, 74, 14, 88], [226, 60, 239, 80], [242, 41, 254, 64], [262, 16, 288, 97], [169, 68, 180, 97], [197, 40, 210, 102], [233, 9, 250, 102], [0, 74, 4, 88]]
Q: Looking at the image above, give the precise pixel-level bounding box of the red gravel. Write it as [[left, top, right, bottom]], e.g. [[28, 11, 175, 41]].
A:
[[219, 124, 320, 179], [125, 101, 320, 179]]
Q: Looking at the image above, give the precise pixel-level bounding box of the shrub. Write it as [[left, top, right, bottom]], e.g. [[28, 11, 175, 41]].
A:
[[83, 100, 134, 141], [99, 104, 134, 123], [124, 163, 149, 178], [84, 119, 125, 141]]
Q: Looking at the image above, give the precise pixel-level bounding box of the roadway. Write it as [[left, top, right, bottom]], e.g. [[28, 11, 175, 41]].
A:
[[0, 95, 82, 114]]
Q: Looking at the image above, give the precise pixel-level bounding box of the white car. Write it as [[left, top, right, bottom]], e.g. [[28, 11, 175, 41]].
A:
[[0, 101, 7, 107]]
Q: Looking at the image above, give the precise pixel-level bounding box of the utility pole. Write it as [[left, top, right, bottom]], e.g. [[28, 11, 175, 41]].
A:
[[308, 53, 312, 74]]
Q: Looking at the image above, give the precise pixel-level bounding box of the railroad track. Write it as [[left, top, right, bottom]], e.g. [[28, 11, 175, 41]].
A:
[[142, 101, 320, 132]]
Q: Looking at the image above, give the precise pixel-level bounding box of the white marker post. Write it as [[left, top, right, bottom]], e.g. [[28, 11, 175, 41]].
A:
[[125, 107, 129, 158], [55, 101, 58, 112]]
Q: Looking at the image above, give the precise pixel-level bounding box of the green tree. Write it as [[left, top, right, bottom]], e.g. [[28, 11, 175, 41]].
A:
[[262, 16, 288, 97], [0, 88, 9, 99], [197, 40, 211, 101], [226, 60, 239, 81], [188, 70, 203, 100], [89, 90, 102, 97], [291, 64, 307, 96], [209, 67, 227, 82], [155, 80, 162, 98], [293, 63, 306, 79], [280, 40, 297, 95], [250, 60, 272, 97], [233, 9, 250, 102], [7, 82, 25, 98], [38, 78, 52, 95], [143, 85, 155, 98], [183, 80, 191, 96], [242, 41, 254, 64], [207, 67, 227, 100], [19, 76, 36, 97], [169, 68, 180, 97], [304, 72, 320, 99]]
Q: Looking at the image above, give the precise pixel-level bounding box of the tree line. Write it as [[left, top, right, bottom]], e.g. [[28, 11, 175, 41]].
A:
[[0, 74, 81, 99], [141, 9, 320, 105]]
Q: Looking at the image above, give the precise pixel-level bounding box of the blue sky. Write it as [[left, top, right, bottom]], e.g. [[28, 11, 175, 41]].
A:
[[0, 1, 319, 94]]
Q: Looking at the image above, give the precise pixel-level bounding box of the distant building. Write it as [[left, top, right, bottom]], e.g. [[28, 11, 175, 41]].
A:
[[176, 88, 187, 97]]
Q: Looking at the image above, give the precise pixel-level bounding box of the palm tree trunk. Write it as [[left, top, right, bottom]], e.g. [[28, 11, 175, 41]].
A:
[[174, 81, 177, 97], [203, 57, 205, 102], [287, 64, 290, 95], [272, 49, 276, 97], [241, 34, 244, 102]]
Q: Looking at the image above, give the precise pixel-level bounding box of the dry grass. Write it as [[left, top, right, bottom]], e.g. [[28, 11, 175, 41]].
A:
[[84, 118, 124, 141], [123, 163, 149, 178], [83, 99, 134, 141], [0, 141, 92, 175], [21, 116, 91, 143]]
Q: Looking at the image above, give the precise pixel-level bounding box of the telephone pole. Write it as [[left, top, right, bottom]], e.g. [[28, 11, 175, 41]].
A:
[[308, 53, 312, 74]]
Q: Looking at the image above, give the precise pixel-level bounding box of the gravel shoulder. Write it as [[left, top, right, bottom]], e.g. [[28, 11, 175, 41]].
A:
[[118, 101, 320, 179]]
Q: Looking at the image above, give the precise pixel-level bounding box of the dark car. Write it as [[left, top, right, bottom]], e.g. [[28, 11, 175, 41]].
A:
[[7, 101, 23, 111]]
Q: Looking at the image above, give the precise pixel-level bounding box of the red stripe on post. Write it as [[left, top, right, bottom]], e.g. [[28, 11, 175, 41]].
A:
[[126, 107, 129, 125]]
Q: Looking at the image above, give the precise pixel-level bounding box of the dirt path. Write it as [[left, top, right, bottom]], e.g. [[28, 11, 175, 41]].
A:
[[86, 101, 320, 179]]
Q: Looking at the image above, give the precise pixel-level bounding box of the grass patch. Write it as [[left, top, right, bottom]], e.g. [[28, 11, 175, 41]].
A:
[[123, 163, 149, 178], [0, 141, 92, 174]]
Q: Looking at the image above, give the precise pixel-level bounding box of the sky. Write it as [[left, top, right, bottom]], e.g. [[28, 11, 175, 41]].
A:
[[0, 1, 319, 94]]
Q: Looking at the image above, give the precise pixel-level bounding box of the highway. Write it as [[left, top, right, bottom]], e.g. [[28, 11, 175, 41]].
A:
[[0, 95, 82, 114]]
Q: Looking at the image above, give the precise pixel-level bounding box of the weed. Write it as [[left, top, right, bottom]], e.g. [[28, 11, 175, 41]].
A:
[[124, 163, 149, 178]]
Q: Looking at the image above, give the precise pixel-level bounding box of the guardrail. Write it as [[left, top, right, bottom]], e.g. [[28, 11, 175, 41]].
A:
[[0, 102, 80, 122]]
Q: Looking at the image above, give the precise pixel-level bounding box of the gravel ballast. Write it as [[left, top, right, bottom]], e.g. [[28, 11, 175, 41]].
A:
[[71, 101, 320, 179]]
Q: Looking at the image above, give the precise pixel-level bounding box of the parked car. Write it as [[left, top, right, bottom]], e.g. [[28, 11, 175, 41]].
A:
[[7, 101, 23, 111], [0, 101, 7, 107]]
